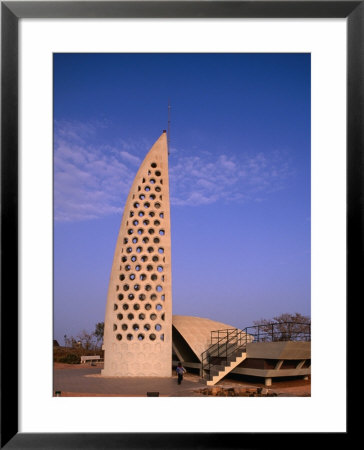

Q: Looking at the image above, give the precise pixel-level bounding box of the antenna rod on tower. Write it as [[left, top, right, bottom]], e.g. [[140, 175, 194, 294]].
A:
[[167, 99, 171, 156]]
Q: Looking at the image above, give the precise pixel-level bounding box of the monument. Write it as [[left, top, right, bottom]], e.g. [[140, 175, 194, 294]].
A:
[[102, 131, 172, 376]]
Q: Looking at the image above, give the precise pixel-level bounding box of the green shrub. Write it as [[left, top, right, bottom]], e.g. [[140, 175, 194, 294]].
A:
[[58, 353, 80, 364]]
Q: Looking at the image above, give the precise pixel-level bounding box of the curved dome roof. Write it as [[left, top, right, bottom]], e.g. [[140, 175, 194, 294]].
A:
[[172, 315, 242, 361]]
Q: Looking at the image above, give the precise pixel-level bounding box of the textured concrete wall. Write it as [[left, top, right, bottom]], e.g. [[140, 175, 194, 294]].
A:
[[246, 341, 311, 360], [102, 132, 172, 376]]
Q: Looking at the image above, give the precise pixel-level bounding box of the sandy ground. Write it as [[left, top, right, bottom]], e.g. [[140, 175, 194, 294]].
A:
[[54, 363, 310, 397]]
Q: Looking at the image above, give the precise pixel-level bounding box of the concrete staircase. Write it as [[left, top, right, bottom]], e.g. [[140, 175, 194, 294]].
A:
[[205, 349, 247, 386]]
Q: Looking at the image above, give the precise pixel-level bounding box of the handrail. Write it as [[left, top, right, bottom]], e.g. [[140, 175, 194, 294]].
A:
[[201, 322, 311, 381]]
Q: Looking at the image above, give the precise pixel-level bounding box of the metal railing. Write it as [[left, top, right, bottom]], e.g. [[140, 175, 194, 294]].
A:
[[201, 328, 251, 380], [201, 322, 311, 381], [244, 322, 311, 343]]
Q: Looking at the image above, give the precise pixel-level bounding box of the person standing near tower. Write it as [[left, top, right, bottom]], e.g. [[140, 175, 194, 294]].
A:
[[176, 362, 186, 385]]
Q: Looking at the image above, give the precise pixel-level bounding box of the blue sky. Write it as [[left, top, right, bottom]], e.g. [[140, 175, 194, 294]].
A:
[[53, 53, 310, 344]]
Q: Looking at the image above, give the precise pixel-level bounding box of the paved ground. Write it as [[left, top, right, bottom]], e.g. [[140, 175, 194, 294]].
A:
[[53, 363, 310, 397], [54, 364, 207, 397]]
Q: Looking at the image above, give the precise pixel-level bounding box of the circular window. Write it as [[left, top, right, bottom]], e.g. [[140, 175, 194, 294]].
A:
[[132, 220, 139, 226], [119, 274, 125, 281], [155, 186, 161, 192], [139, 294, 146, 301], [150, 313, 157, 320], [126, 247, 132, 253], [113, 304, 118, 311], [132, 324, 139, 331], [113, 324, 117, 331], [156, 304, 163, 311], [121, 256, 127, 263], [159, 213, 164, 218], [153, 238, 160, 244], [149, 211, 155, 217], [125, 265, 131, 271], [138, 211, 144, 217], [131, 255, 137, 262], [139, 313, 145, 320], [150, 294, 157, 301], [151, 274, 157, 281], [124, 238, 128, 244], [132, 237, 138, 244], [151, 162, 157, 168], [157, 266, 163, 272], [145, 285, 152, 291], [123, 284, 129, 291], [118, 294, 124, 300], [158, 248, 164, 254], [122, 324, 128, 331], [122, 304, 129, 311], [147, 265, 153, 271], [116, 334, 122, 341], [133, 303, 140, 310], [128, 294, 134, 300], [143, 219, 150, 226], [145, 186, 150, 192], [136, 246, 142, 253], [141, 255, 148, 262], [149, 194, 156, 200], [156, 285, 163, 292], [152, 256, 159, 262], [137, 229, 144, 235], [155, 203, 161, 209], [149, 334, 156, 341], [144, 202, 150, 209], [155, 324, 162, 331], [144, 323, 151, 331], [135, 265, 141, 271], [127, 334, 133, 341], [139, 194, 145, 200], [134, 284, 140, 291], [133, 202, 140, 208], [159, 230, 165, 236], [150, 179, 156, 184], [117, 313, 123, 320], [127, 313, 134, 320], [147, 247, 154, 253], [138, 334, 145, 340], [129, 274, 135, 280], [140, 274, 147, 281], [145, 303, 152, 311]]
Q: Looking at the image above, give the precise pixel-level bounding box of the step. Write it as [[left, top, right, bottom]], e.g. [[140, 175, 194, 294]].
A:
[[206, 353, 248, 386]]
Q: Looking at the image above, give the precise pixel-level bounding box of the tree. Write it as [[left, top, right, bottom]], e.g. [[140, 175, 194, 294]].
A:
[[93, 322, 104, 349], [253, 313, 310, 342], [76, 330, 95, 350]]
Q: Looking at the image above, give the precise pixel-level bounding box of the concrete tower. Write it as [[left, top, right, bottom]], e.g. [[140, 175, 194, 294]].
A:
[[102, 131, 172, 376]]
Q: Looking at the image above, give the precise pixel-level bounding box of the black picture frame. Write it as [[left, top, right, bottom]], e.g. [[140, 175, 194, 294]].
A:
[[1, 1, 357, 448]]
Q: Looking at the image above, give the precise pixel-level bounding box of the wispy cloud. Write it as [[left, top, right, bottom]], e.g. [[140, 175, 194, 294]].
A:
[[169, 152, 293, 206], [54, 120, 294, 222]]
